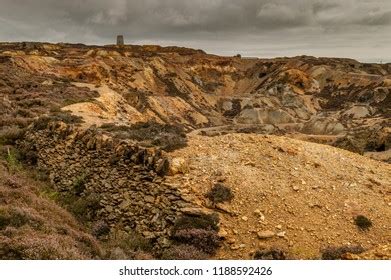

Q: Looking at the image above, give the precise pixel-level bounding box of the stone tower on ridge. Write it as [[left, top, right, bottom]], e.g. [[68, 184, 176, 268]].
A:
[[117, 35, 124, 46]]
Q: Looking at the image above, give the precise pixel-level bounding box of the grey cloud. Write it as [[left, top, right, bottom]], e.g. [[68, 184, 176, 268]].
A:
[[0, 0, 390, 62], [355, 10, 391, 26]]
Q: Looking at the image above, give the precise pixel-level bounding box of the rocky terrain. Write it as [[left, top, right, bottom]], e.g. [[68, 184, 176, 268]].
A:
[[1, 42, 390, 159], [168, 134, 390, 259], [0, 42, 390, 259]]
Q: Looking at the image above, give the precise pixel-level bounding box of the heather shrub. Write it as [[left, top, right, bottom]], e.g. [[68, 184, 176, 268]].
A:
[[32, 111, 83, 131], [17, 144, 38, 166], [321, 245, 365, 260], [105, 230, 153, 259], [161, 244, 208, 260], [16, 98, 46, 108], [53, 111, 83, 124], [0, 166, 103, 260], [171, 213, 221, 255], [205, 183, 234, 204], [107, 247, 128, 260], [31, 168, 50, 182], [172, 228, 221, 254], [0, 234, 93, 260], [21, 236, 82, 259], [31, 116, 51, 131], [0, 207, 44, 230], [173, 213, 219, 232], [354, 215, 373, 231], [91, 220, 110, 238], [64, 192, 101, 221], [5, 177, 22, 189], [0, 127, 26, 145], [133, 252, 154, 260], [84, 193, 102, 212], [253, 248, 286, 260], [100, 121, 187, 151], [15, 108, 35, 118], [0, 117, 31, 128]]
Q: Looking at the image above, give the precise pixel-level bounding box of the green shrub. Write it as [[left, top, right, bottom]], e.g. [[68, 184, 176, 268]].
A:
[[68, 198, 89, 219], [5, 148, 22, 173], [63, 192, 101, 222], [205, 183, 234, 204], [72, 174, 87, 195], [39, 187, 59, 201], [354, 215, 373, 231]]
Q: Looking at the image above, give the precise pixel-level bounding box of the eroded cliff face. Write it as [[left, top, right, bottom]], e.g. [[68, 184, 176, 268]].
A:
[[1, 42, 390, 160]]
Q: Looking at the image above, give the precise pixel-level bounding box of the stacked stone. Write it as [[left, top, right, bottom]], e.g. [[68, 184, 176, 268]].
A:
[[20, 121, 195, 245]]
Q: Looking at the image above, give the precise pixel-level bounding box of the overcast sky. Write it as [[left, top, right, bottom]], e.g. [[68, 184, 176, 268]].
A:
[[0, 0, 390, 62]]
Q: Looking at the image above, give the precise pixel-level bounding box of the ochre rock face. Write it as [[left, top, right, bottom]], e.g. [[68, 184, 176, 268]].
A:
[[0, 43, 390, 158], [0, 44, 389, 123], [1, 43, 390, 260], [1, 43, 390, 161]]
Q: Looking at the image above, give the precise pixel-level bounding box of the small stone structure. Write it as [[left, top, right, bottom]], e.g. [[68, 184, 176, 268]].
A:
[[117, 35, 124, 46]]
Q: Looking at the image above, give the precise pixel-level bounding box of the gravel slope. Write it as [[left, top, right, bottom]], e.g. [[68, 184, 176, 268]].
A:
[[168, 134, 391, 259]]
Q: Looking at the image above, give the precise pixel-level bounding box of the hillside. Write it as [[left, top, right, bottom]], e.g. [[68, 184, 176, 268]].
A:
[[0, 42, 390, 260], [168, 134, 391, 259]]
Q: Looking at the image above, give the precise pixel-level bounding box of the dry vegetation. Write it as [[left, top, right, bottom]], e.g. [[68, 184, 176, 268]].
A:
[[99, 121, 188, 151], [0, 56, 98, 147], [0, 159, 102, 259]]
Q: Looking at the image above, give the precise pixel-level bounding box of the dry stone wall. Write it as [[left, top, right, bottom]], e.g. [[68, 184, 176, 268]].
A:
[[20, 121, 198, 245]]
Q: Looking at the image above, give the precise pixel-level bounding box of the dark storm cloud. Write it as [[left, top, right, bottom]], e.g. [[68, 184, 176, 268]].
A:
[[0, 0, 390, 61]]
